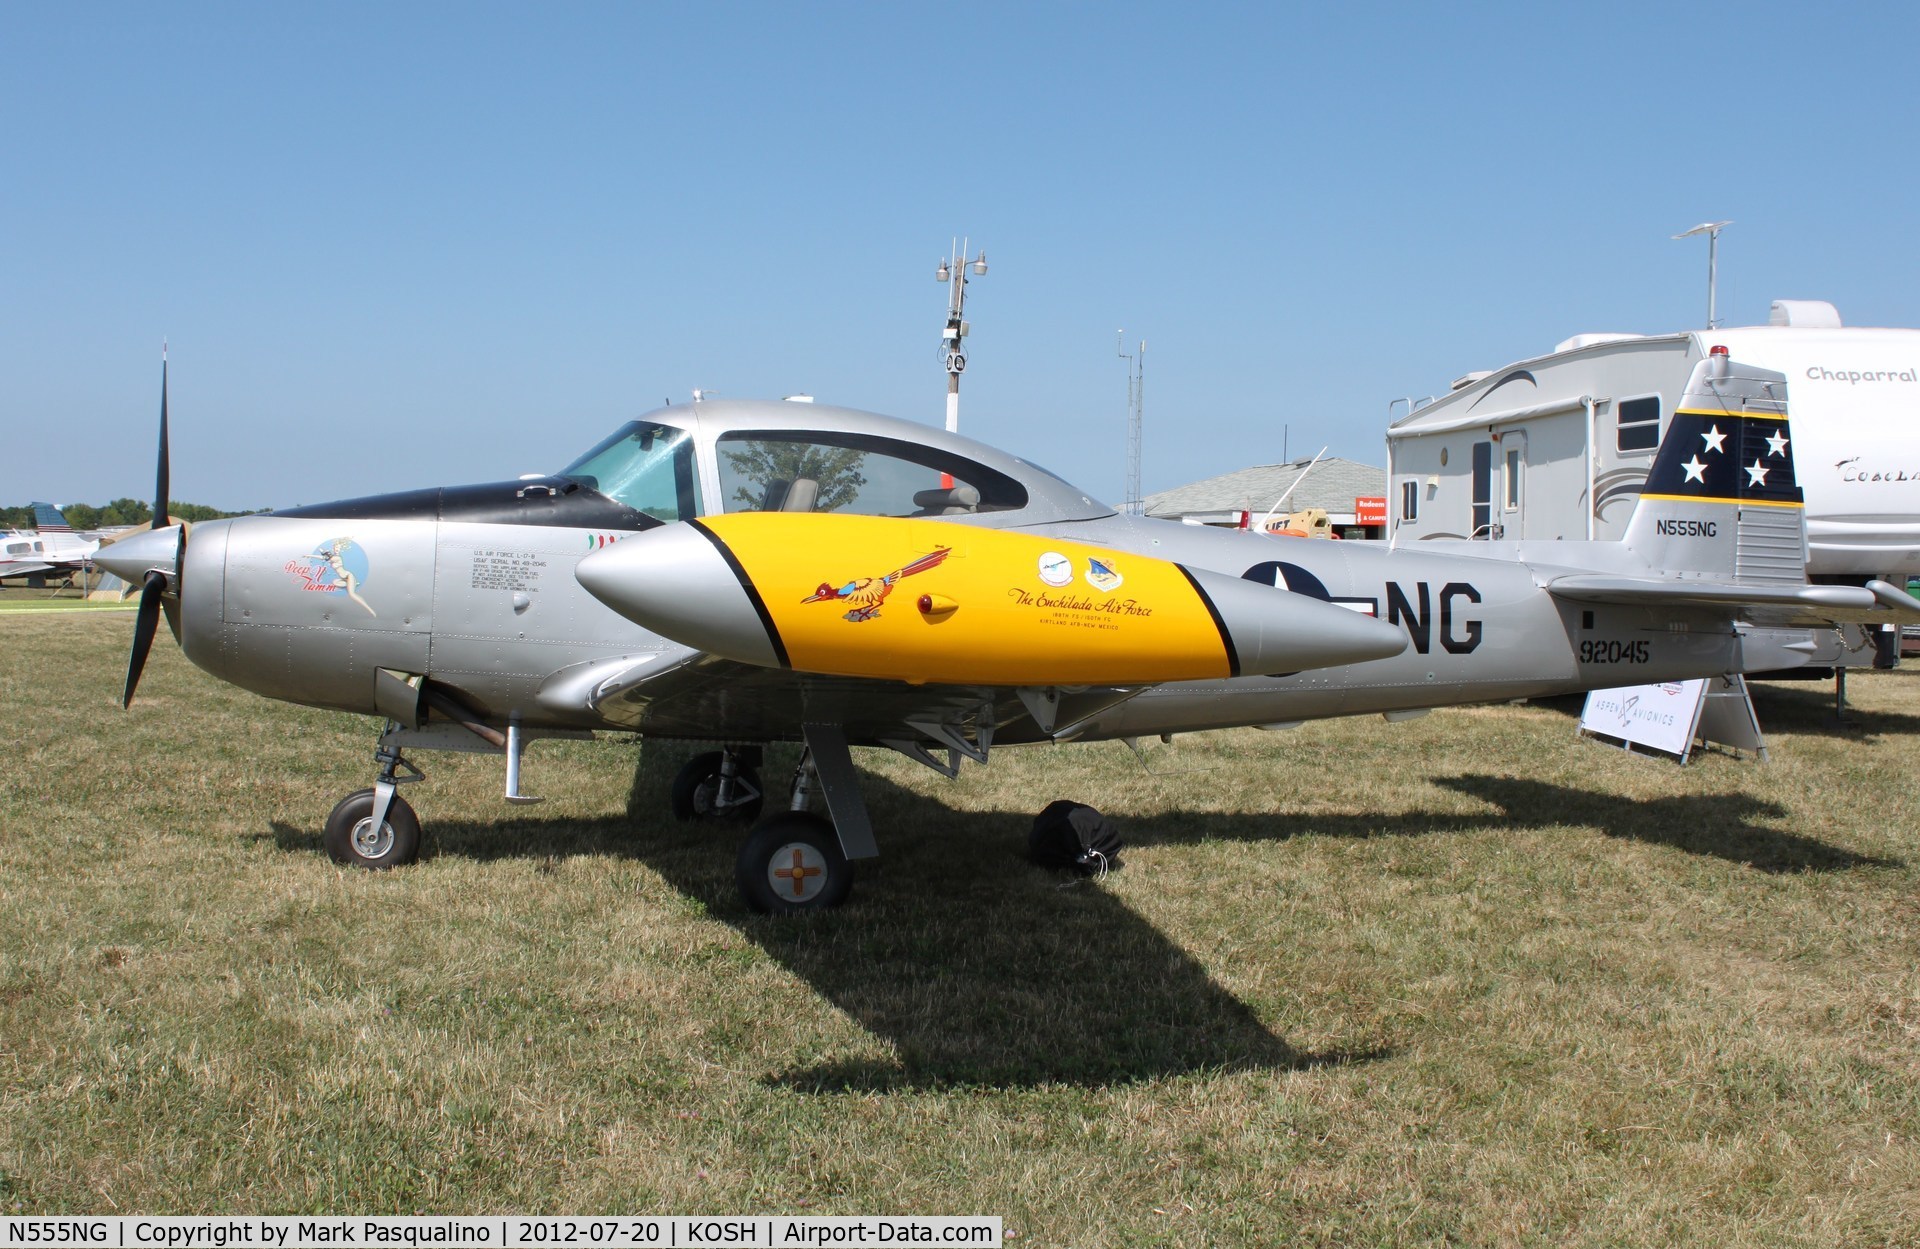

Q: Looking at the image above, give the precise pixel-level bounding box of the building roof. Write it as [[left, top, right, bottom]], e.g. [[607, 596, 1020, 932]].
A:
[[1143, 456, 1385, 521]]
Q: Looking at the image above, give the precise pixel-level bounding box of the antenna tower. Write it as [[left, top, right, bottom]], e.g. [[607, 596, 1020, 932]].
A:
[[935, 238, 988, 434], [1118, 332, 1145, 514]]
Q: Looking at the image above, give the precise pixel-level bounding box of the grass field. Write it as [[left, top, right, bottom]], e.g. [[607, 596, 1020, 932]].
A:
[[3, 612, 1918, 1245], [0, 587, 132, 613]]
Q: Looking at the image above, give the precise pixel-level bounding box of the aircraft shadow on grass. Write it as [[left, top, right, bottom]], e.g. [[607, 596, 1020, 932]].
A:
[[264, 750, 1889, 1091], [272, 748, 1386, 1092], [1123, 773, 1898, 875]]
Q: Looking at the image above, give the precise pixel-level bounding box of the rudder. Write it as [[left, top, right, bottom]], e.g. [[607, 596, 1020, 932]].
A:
[[29, 502, 74, 533], [1619, 349, 1804, 583]]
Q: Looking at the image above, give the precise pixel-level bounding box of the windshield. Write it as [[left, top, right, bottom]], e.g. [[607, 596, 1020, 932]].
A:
[[560, 421, 704, 523]]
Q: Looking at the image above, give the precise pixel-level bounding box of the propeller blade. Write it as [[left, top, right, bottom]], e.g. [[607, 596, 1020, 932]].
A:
[[153, 354, 170, 529], [122, 569, 167, 708]]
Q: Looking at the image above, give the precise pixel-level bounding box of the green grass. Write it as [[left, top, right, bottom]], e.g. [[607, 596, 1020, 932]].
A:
[[0, 584, 133, 612], [4, 613, 1919, 1244]]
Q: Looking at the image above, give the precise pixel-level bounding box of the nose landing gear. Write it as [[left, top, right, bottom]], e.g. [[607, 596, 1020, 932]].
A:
[[324, 741, 425, 868]]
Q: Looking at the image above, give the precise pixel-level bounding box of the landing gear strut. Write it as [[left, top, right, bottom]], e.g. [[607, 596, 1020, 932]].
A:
[[325, 739, 424, 869], [732, 726, 876, 914], [670, 748, 765, 823]]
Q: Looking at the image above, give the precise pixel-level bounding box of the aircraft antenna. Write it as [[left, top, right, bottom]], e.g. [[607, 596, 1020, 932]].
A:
[[1118, 331, 1145, 515], [1672, 220, 1733, 329]]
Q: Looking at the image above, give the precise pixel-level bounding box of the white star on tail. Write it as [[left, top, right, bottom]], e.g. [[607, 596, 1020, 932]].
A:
[[1766, 429, 1789, 457], [1746, 459, 1770, 487], [1702, 425, 1728, 454], [1682, 456, 1708, 483]]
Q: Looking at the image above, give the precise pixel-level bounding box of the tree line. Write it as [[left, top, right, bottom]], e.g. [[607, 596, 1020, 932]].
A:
[[2, 499, 261, 530]]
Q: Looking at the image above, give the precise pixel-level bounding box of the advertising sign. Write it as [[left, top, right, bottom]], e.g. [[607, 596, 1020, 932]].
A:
[[1580, 679, 1707, 758], [1355, 496, 1388, 525]]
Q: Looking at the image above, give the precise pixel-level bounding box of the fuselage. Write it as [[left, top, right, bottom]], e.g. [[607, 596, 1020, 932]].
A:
[[104, 398, 1756, 750]]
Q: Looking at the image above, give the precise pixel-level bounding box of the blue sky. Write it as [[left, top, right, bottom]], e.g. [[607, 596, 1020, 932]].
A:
[[4, 2, 1916, 511]]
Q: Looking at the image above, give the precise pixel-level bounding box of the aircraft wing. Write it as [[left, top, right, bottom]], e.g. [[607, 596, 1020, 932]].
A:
[[0, 561, 55, 580], [1544, 574, 1920, 629], [588, 651, 1139, 751]]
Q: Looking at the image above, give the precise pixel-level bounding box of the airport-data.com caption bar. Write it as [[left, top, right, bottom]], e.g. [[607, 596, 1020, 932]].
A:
[[1, 1218, 1002, 1249]]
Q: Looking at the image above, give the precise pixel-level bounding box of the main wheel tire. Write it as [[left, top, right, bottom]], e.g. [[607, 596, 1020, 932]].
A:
[[323, 789, 422, 869], [670, 751, 764, 823], [736, 812, 852, 914]]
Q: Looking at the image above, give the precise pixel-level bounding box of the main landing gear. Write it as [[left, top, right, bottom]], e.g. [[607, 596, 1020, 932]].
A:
[[672, 730, 877, 915]]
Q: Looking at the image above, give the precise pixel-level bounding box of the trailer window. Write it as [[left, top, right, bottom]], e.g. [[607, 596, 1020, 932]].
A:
[[1471, 441, 1493, 537], [1400, 480, 1418, 522], [1617, 396, 1660, 453]]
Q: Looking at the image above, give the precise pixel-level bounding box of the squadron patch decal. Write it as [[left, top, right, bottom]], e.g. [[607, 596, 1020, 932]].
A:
[[1084, 557, 1124, 592]]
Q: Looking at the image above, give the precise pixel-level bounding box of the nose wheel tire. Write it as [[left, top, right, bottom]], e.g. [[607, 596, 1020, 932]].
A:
[[671, 751, 765, 823], [323, 789, 422, 869], [736, 812, 852, 914]]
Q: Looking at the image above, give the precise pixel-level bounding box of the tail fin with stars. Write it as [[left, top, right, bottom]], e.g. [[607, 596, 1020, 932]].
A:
[[1619, 347, 1804, 583], [1548, 351, 1920, 629]]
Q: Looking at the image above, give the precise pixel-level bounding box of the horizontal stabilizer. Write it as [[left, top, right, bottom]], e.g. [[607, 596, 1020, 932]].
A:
[[1546, 574, 1920, 628]]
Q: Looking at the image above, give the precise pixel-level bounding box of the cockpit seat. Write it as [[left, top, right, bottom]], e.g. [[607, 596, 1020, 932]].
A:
[[757, 477, 820, 512], [909, 484, 980, 516], [782, 477, 819, 512]]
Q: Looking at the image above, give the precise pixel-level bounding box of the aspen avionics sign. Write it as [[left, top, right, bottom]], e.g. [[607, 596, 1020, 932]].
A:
[[1579, 675, 1767, 764]]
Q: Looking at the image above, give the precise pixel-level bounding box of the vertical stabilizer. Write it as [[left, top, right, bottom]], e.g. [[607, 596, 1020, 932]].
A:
[[1620, 351, 1804, 582], [30, 502, 74, 533]]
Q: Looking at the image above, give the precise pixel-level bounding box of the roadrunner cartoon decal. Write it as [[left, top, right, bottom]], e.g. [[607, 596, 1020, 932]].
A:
[[803, 547, 952, 622]]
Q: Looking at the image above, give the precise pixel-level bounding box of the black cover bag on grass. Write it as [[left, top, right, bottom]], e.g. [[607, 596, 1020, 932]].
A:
[[1029, 800, 1123, 875]]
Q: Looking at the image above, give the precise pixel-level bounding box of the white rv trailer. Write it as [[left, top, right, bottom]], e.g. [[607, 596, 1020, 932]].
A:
[[1385, 301, 1920, 585]]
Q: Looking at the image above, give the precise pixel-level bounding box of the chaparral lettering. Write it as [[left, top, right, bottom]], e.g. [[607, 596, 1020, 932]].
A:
[[1806, 366, 1918, 385]]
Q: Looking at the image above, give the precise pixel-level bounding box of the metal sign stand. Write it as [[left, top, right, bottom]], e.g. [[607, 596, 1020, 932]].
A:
[[1579, 674, 1767, 764]]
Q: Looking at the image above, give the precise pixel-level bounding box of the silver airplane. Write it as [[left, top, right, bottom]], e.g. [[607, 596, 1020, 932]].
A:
[[98, 350, 1920, 913]]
